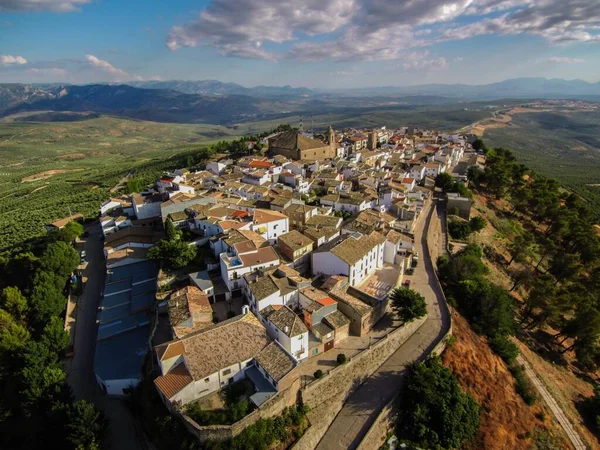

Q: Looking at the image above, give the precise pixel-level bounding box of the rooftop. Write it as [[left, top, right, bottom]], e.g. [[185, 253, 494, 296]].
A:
[[262, 305, 308, 337], [277, 230, 313, 251], [254, 341, 296, 383], [270, 131, 328, 151], [155, 313, 270, 381], [154, 362, 193, 399], [316, 231, 386, 266]]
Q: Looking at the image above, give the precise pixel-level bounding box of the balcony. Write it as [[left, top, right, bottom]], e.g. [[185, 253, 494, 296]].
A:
[[220, 252, 243, 269]]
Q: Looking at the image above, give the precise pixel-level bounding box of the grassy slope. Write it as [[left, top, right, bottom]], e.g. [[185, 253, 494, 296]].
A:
[[484, 110, 600, 210]]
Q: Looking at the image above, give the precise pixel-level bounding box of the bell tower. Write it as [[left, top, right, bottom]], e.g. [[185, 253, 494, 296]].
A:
[[327, 125, 335, 145]]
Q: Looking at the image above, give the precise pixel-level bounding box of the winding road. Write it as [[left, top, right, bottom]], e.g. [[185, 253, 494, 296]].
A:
[[315, 199, 452, 450]]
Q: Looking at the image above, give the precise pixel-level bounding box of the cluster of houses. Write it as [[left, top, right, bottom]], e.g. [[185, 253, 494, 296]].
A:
[[91, 125, 476, 409]]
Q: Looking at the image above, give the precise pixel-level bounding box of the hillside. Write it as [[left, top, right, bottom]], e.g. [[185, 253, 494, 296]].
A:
[[442, 313, 567, 450], [484, 109, 600, 210]]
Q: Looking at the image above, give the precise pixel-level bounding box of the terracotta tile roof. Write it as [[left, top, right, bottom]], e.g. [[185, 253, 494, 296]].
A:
[[253, 209, 288, 225], [168, 313, 270, 381], [323, 310, 350, 329], [154, 363, 193, 399], [49, 213, 84, 229], [250, 160, 274, 169], [277, 230, 313, 251], [156, 340, 184, 361], [262, 305, 307, 337], [270, 131, 328, 151], [239, 246, 279, 267], [248, 275, 279, 301], [254, 341, 296, 382], [321, 231, 385, 266]]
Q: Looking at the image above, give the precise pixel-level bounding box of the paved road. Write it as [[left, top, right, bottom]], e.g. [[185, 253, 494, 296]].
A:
[[315, 200, 451, 450], [517, 355, 587, 450], [66, 222, 148, 450]]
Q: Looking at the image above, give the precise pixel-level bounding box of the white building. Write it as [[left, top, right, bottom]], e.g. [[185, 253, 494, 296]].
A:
[[220, 241, 280, 293], [260, 305, 309, 361], [312, 231, 385, 287], [251, 209, 289, 243]]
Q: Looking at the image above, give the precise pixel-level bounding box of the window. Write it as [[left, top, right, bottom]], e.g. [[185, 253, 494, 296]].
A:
[[204, 377, 210, 383], [222, 368, 231, 376]]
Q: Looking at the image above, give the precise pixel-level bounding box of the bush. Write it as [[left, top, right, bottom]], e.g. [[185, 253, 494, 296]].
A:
[[469, 216, 487, 233], [510, 365, 537, 405], [336, 353, 347, 364], [448, 207, 460, 216], [489, 334, 519, 365], [314, 369, 323, 379], [399, 357, 480, 449], [448, 219, 472, 240]]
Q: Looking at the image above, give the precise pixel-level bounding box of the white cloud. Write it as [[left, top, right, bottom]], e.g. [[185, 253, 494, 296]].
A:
[[166, 0, 357, 59], [27, 67, 67, 76], [547, 56, 584, 64], [440, 0, 600, 44], [84, 54, 143, 81], [166, 0, 600, 63], [402, 52, 448, 71], [0, 55, 27, 65], [0, 0, 90, 12]]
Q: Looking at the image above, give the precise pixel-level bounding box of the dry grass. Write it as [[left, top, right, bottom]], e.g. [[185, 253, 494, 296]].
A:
[[516, 339, 600, 449], [442, 312, 567, 450], [21, 168, 83, 182]]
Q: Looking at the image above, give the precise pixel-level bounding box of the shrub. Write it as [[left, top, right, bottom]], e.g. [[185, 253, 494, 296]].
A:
[[314, 369, 323, 379], [489, 334, 519, 365], [337, 353, 347, 364], [510, 365, 537, 405], [448, 207, 460, 216]]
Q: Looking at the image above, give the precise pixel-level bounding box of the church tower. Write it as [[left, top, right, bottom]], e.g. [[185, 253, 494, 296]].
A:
[[327, 125, 335, 145], [367, 131, 377, 150]]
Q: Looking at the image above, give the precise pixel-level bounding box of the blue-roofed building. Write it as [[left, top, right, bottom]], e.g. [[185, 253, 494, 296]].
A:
[[94, 259, 158, 396]]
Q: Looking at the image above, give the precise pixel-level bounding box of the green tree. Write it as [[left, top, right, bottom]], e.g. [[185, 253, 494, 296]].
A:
[[472, 138, 485, 152], [435, 172, 454, 192], [148, 240, 197, 270], [0, 287, 28, 323], [507, 232, 536, 266], [521, 273, 558, 329], [400, 356, 480, 449], [38, 241, 79, 279], [389, 287, 427, 323], [125, 178, 144, 194], [469, 216, 487, 233], [164, 217, 178, 242], [41, 316, 70, 356], [65, 400, 108, 450], [448, 219, 472, 240], [29, 275, 68, 328], [0, 308, 30, 355]]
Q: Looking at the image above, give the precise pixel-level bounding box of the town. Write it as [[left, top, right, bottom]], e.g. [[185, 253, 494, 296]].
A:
[[46, 124, 479, 448]]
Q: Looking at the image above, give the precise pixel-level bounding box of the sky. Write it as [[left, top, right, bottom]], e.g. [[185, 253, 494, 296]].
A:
[[1, 0, 599, 88]]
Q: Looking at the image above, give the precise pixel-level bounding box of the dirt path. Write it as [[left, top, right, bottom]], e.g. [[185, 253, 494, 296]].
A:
[[517, 355, 588, 450], [110, 168, 135, 193]]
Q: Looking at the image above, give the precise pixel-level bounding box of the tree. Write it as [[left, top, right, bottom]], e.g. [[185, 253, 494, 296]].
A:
[[38, 241, 79, 279], [148, 239, 197, 270], [47, 221, 84, 244], [164, 217, 178, 242], [521, 273, 558, 328], [0, 287, 28, 323], [389, 287, 427, 323], [469, 216, 487, 233], [125, 178, 144, 194], [435, 172, 454, 192], [41, 316, 70, 356], [400, 356, 480, 449], [65, 400, 108, 450], [0, 308, 30, 355], [448, 219, 472, 240], [472, 138, 485, 152], [29, 279, 68, 329], [507, 232, 536, 266]]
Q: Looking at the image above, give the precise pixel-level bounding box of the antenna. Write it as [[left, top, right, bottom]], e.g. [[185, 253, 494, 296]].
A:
[[299, 115, 304, 132]]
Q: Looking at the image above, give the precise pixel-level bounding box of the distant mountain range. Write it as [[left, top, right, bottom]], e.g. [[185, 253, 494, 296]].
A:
[[0, 77, 598, 125], [129, 77, 600, 100]]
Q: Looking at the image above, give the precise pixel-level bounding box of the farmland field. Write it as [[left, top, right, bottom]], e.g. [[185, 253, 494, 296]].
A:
[[0, 116, 251, 251], [485, 110, 600, 210]]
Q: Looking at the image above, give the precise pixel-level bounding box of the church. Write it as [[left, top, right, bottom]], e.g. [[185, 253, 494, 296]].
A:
[[268, 126, 337, 161]]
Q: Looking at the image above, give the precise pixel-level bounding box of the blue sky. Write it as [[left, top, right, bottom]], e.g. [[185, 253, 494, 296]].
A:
[[1, 0, 599, 88]]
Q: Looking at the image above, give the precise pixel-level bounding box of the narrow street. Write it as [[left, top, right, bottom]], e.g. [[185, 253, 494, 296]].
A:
[[315, 200, 451, 450], [66, 222, 148, 450]]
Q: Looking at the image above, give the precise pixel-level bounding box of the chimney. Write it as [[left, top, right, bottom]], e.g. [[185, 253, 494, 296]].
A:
[[284, 325, 290, 334], [242, 305, 250, 314]]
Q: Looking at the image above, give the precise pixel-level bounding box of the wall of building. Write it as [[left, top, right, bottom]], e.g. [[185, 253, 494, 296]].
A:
[[312, 252, 348, 279]]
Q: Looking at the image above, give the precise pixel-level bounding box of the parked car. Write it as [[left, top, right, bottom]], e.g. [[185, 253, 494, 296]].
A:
[[405, 267, 414, 275], [403, 279, 411, 288]]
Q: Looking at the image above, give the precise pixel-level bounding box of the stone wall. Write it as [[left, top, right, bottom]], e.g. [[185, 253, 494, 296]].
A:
[[177, 377, 300, 443], [356, 200, 454, 450]]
